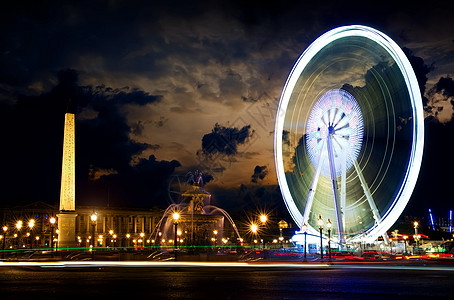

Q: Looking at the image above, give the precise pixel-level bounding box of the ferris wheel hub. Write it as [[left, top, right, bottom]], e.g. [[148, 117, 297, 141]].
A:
[[306, 89, 364, 178]]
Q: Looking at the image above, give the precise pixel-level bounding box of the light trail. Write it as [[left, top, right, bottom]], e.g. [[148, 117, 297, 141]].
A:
[[1, 261, 454, 273]]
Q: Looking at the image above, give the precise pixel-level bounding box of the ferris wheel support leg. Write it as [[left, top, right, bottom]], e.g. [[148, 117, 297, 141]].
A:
[[302, 142, 326, 226], [353, 160, 389, 243], [340, 152, 347, 233], [327, 130, 344, 248]]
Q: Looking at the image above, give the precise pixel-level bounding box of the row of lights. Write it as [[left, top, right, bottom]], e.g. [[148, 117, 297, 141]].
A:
[[299, 216, 333, 262]]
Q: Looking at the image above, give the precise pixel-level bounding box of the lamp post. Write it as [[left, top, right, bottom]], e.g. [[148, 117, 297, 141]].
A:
[[140, 232, 145, 248], [49, 218, 56, 249], [28, 219, 35, 249], [251, 223, 258, 249], [126, 233, 131, 248], [413, 221, 419, 254], [213, 230, 218, 249], [16, 220, 22, 249], [260, 215, 267, 250], [108, 230, 114, 248], [403, 235, 408, 255], [173, 212, 180, 249], [318, 216, 323, 262], [49, 217, 56, 257], [90, 212, 97, 259], [327, 219, 332, 263], [2, 226, 7, 259], [302, 223, 307, 262]]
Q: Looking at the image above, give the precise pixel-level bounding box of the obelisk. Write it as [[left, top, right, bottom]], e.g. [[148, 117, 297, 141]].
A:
[[57, 112, 78, 249]]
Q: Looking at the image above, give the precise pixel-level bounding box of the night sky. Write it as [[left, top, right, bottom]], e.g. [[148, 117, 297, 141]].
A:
[[0, 1, 453, 223]]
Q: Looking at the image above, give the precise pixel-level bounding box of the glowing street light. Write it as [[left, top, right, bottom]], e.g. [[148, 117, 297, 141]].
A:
[[2, 226, 7, 259], [173, 212, 180, 249], [414, 221, 419, 254], [327, 219, 332, 263], [250, 223, 258, 234], [140, 232, 145, 248], [89, 212, 97, 259], [318, 216, 324, 262], [108, 230, 114, 247], [28, 219, 35, 249], [213, 230, 218, 248], [16, 220, 22, 230], [49, 217, 56, 248], [403, 235, 408, 254], [302, 223, 308, 262], [260, 215, 267, 224], [90, 213, 97, 247], [49, 217, 56, 257]]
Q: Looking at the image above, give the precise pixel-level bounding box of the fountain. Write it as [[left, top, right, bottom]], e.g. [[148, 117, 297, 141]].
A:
[[151, 171, 242, 248]]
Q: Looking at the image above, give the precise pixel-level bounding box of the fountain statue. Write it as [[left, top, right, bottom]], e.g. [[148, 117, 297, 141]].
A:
[[151, 171, 242, 248]]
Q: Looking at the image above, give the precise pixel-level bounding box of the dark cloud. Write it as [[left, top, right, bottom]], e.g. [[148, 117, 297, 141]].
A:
[[251, 165, 268, 183], [0, 68, 176, 208], [402, 48, 434, 107], [405, 117, 454, 216], [201, 123, 253, 156], [92, 86, 162, 106], [282, 130, 290, 146], [431, 76, 454, 98], [86, 155, 181, 208]]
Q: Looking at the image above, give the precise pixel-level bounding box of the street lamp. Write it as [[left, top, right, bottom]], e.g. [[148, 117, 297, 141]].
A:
[[318, 216, 324, 262], [140, 232, 145, 248], [213, 229, 218, 248], [49, 217, 56, 257], [327, 219, 332, 263], [302, 223, 307, 262], [414, 221, 419, 254], [251, 223, 258, 234], [90, 213, 97, 247], [403, 235, 408, 255], [16, 220, 22, 249], [260, 215, 267, 224], [251, 223, 258, 249], [173, 212, 180, 249], [16, 220, 22, 230], [28, 219, 35, 249], [90, 212, 97, 259], [108, 230, 114, 247], [49, 217, 56, 249], [2, 226, 7, 259], [259, 215, 267, 249]]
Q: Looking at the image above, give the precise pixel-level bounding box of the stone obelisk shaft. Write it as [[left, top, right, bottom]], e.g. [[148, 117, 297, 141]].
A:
[[57, 113, 77, 249]]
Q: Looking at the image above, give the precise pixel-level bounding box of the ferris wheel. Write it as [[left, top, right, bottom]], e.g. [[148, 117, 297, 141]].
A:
[[274, 25, 424, 245]]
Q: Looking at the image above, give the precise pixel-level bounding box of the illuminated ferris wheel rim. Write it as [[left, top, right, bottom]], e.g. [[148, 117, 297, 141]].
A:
[[274, 25, 424, 242]]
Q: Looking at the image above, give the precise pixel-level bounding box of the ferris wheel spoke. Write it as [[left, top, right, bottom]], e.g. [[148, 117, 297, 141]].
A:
[[329, 107, 336, 124], [353, 160, 381, 224], [334, 127, 353, 137], [302, 140, 326, 225], [333, 108, 343, 126], [327, 132, 344, 246], [340, 153, 347, 232], [335, 112, 353, 129]]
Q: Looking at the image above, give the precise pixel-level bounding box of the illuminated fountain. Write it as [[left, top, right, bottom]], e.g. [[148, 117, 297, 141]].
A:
[[151, 171, 242, 248]]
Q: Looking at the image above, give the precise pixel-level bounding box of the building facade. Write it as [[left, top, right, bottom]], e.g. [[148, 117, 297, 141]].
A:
[[0, 202, 163, 249]]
